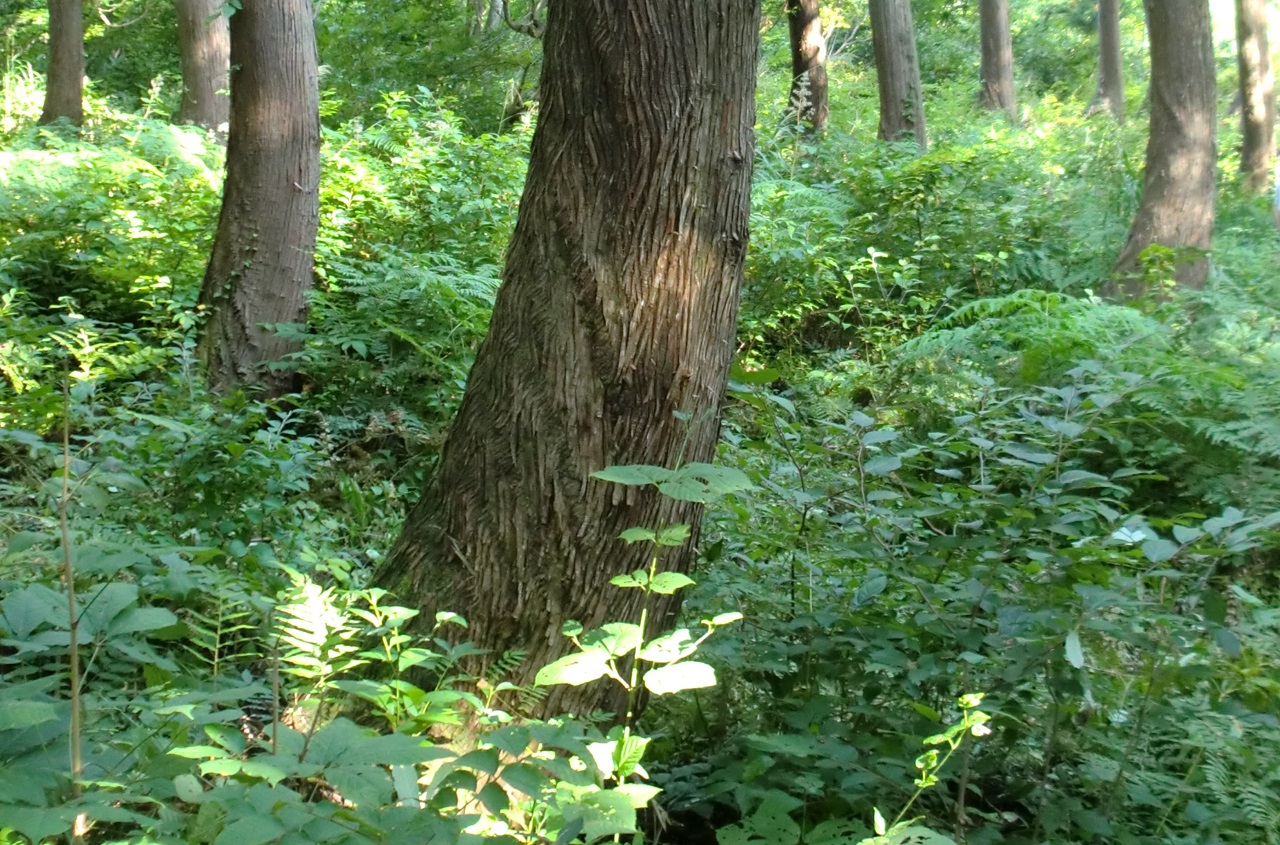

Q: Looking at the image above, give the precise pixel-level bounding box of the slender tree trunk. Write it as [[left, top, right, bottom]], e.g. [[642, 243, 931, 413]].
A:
[[1088, 0, 1125, 123], [1236, 0, 1275, 192], [378, 0, 760, 718], [38, 0, 83, 126], [869, 0, 927, 148], [1111, 0, 1216, 294], [175, 0, 230, 131], [485, 0, 503, 31], [786, 0, 828, 133], [196, 0, 320, 396], [978, 0, 1016, 118]]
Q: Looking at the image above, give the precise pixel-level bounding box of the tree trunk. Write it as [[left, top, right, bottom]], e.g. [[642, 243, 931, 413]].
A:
[[1087, 0, 1124, 123], [485, 0, 503, 31], [786, 0, 828, 133], [38, 0, 83, 126], [869, 0, 927, 148], [196, 0, 320, 397], [1236, 0, 1275, 193], [1111, 0, 1216, 294], [378, 0, 760, 718], [978, 0, 1016, 118], [175, 0, 230, 131]]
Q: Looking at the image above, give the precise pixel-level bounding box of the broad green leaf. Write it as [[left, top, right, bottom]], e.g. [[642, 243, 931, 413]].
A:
[[592, 465, 672, 486], [863, 455, 901, 476], [582, 622, 642, 656], [1064, 630, 1085, 669], [214, 814, 287, 845], [618, 527, 655, 544], [108, 606, 179, 636], [0, 700, 57, 730], [1141, 537, 1179, 564], [643, 661, 716, 695], [648, 572, 695, 595], [1002, 443, 1056, 465], [654, 524, 692, 547], [499, 761, 549, 797], [708, 612, 743, 626], [637, 629, 695, 664], [614, 782, 661, 808], [862, 428, 898, 446], [535, 651, 611, 686], [578, 788, 637, 842]]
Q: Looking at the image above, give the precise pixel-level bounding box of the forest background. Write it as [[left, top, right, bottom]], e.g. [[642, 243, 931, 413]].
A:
[[2, 1, 1280, 844]]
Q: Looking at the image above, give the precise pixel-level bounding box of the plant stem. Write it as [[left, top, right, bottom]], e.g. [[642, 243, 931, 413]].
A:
[[59, 382, 86, 843]]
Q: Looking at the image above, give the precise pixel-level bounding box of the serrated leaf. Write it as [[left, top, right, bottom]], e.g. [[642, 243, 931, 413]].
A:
[[581, 623, 642, 656], [648, 572, 695, 595], [535, 651, 611, 687], [643, 661, 716, 695], [654, 524, 692, 547], [637, 629, 695, 664], [619, 527, 655, 544]]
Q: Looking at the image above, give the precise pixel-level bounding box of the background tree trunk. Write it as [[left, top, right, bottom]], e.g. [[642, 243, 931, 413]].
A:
[[1111, 0, 1216, 294], [38, 0, 83, 125], [978, 0, 1016, 118], [869, 0, 927, 148], [1236, 0, 1275, 192], [196, 0, 320, 396], [378, 0, 760, 718], [786, 0, 828, 133], [1087, 0, 1124, 123], [175, 0, 230, 131]]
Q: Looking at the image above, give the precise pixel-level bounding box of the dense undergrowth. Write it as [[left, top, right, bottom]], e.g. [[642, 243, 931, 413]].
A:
[[4, 2, 1280, 844]]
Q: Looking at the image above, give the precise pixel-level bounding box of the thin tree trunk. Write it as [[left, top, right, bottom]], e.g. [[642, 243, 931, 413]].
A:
[[196, 0, 320, 396], [786, 0, 828, 133], [485, 0, 503, 31], [175, 0, 230, 131], [1111, 0, 1216, 294], [38, 0, 83, 126], [1088, 0, 1125, 123], [379, 0, 760, 718], [978, 0, 1016, 118], [1236, 0, 1275, 192], [869, 0, 927, 148]]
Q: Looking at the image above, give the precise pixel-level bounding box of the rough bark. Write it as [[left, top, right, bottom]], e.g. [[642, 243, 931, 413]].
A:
[[1236, 0, 1275, 193], [978, 0, 1016, 118], [1087, 0, 1125, 123], [786, 0, 828, 133], [196, 0, 320, 396], [1111, 0, 1216, 294], [175, 0, 230, 131], [869, 0, 927, 148], [378, 0, 760, 718], [38, 0, 84, 126]]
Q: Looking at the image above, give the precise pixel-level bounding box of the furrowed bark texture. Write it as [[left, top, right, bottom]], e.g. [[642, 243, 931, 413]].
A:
[[197, 0, 320, 397], [379, 0, 760, 718], [1236, 0, 1275, 193], [38, 0, 84, 126], [978, 0, 1016, 118], [869, 0, 927, 148], [1111, 0, 1216, 294], [1088, 0, 1124, 123], [786, 0, 828, 133], [175, 0, 230, 131]]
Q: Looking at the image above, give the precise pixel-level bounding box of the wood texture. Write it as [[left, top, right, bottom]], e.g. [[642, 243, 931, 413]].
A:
[[380, 0, 760, 718], [197, 0, 320, 396], [869, 0, 927, 148]]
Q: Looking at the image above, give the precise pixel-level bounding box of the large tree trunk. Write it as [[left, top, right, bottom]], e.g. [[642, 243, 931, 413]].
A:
[[378, 0, 760, 718], [196, 0, 320, 396], [978, 0, 1016, 118], [38, 0, 84, 126], [786, 0, 828, 133], [1087, 0, 1125, 123], [869, 0, 927, 148], [1236, 0, 1275, 193], [175, 0, 230, 131], [1111, 0, 1216, 294]]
